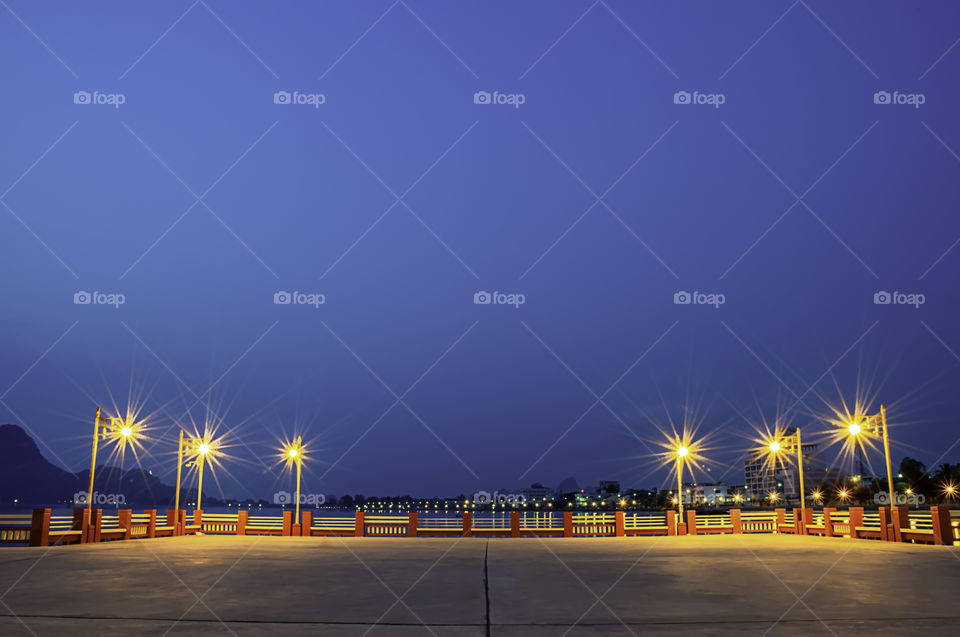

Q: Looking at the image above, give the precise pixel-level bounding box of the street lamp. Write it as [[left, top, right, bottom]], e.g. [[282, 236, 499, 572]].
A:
[[87, 406, 136, 515], [284, 436, 304, 521], [175, 431, 216, 513], [765, 429, 807, 515], [675, 444, 689, 518], [845, 405, 894, 512]]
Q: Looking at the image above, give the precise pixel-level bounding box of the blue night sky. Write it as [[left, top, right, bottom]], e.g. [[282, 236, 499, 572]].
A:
[[2, 1, 960, 500]]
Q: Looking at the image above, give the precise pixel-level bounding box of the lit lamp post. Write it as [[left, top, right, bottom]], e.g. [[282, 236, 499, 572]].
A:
[[766, 429, 806, 516], [175, 431, 214, 512], [845, 405, 894, 510], [284, 436, 304, 520], [87, 406, 136, 515], [675, 445, 688, 519]]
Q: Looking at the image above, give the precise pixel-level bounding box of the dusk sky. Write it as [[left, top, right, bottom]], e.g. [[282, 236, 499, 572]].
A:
[[2, 1, 960, 501]]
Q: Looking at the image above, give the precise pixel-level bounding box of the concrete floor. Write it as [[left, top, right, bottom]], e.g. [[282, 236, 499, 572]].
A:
[[0, 534, 957, 636]]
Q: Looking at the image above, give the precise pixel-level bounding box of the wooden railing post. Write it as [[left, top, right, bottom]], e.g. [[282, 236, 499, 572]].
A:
[[615, 511, 625, 537], [165, 510, 178, 536], [878, 506, 892, 541], [666, 510, 676, 536], [799, 507, 813, 535], [931, 506, 953, 546], [237, 510, 248, 536], [462, 511, 472, 537], [775, 508, 786, 531], [29, 508, 50, 547], [823, 508, 836, 537], [74, 508, 89, 543], [891, 506, 910, 542], [511, 511, 520, 538], [354, 511, 364, 537], [730, 509, 742, 534], [301, 511, 312, 537], [282, 510, 293, 536], [408, 512, 418, 537], [848, 507, 864, 539], [685, 510, 697, 535], [89, 509, 103, 543], [193, 510, 203, 533], [563, 511, 573, 537], [145, 509, 157, 538], [119, 509, 132, 540]]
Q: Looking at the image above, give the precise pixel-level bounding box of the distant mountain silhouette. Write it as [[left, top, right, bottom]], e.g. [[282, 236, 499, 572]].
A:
[[0, 424, 176, 507]]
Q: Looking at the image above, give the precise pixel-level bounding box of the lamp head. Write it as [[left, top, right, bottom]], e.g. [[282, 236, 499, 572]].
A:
[[676, 445, 688, 458], [768, 440, 781, 453], [847, 422, 861, 436]]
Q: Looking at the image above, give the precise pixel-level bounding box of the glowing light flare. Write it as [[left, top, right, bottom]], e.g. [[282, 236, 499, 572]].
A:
[[847, 422, 862, 436], [676, 445, 689, 458], [768, 440, 781, 453]]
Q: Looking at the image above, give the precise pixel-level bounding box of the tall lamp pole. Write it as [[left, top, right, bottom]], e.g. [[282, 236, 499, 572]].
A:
[[87, 406, 135, 515]]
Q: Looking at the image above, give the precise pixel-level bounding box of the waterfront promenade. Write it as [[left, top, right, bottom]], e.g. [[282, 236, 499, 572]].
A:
[[1, 534, 957, 635]]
